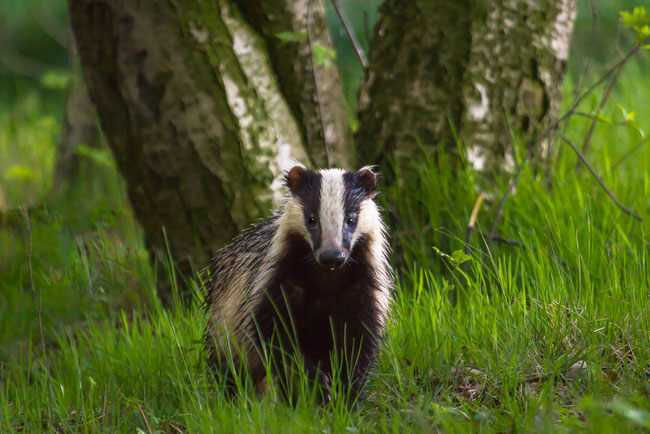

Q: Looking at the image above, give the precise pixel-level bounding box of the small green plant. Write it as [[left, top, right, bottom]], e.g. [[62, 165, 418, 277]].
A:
[[620, 6, 650, 44]]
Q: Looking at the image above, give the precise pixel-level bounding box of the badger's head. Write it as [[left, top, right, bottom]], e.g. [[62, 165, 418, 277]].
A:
[[283, 166, 379, 271]]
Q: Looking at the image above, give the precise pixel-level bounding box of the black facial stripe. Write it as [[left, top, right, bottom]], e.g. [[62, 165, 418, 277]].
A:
[[342, 172, 369, 249], [293, 170, 323, 250]]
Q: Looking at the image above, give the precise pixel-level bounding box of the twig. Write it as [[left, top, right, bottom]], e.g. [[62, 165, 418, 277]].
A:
[[488, 141, 540, 242], [557, 42, 642, 127], [470, 227, 525, 248], [579, 55, 630, 156], [306, 0, 331, 167], [572, 111, 629, 127], [463, 193, 484, 254], [330, 0, 368, 69], [363, 10, 371, 46], [488, 41, 644, 240], [611, 136, 650, 170], [560, 134, 643, 222]]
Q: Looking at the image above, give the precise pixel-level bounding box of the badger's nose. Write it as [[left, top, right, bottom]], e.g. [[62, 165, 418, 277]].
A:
[[318, 250, 346, 269]]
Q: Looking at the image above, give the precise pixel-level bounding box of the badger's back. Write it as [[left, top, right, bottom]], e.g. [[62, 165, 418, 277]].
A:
[[204, 216, 278, 370]]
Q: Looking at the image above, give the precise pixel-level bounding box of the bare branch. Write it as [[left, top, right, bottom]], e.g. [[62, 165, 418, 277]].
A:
[[330, 0, 368, 69], [560, 134, 643, 223], [557, 42, 642, 126], [572, 111, 629, 127], [488, 41, 644, 240], [470, 227, 525, 248], [488, 141, 540, 242], [612, 136, 650, 170], [578, 43, 641, 157]]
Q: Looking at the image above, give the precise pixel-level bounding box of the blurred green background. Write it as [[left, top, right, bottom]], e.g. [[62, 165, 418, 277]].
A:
[[2, 1, 650, 431]]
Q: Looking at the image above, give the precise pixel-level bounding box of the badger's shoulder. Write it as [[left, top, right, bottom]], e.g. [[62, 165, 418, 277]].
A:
[[204, 215, 279, 302]]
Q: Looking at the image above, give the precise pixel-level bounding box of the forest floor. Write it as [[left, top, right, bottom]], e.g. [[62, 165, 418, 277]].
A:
[[2, 57, 650, 432]]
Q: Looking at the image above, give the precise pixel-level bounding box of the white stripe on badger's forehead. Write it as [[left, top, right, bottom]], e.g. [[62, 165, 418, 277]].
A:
[[318, 169, 346, 250]]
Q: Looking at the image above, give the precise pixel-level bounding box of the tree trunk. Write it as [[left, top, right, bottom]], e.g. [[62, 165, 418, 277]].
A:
[[53, 74, 100, 191], [356, 0, 577, 177], [68, 0, 351, 291], [234, 0, 355, 168]]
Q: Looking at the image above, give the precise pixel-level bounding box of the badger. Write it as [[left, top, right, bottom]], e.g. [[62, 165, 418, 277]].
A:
[[204, 166, 392, 405]]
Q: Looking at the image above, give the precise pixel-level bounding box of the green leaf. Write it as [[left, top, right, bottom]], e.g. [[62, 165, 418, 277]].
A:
[[4, 165, 36, 181], [275, 31, 307, 45], [76, 144, 113, 167], [40, 70, 70, 89], [620, 7, 650, 41], [433, 246, 471, 266], [312, 43, 336, 69], [450, 250, 472, 266]]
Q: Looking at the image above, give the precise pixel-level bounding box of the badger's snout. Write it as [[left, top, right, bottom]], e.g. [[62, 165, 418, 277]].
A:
[[318, 250, 346, 270]]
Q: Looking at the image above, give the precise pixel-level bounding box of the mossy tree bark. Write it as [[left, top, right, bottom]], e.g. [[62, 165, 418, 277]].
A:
[[69, 0, 577, 295], [356, 0, 577, 178], [234, 0, 355, 168], [69, 0, 352, 292]]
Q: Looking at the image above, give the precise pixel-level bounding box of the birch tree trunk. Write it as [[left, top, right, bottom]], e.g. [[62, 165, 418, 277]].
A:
[[69, 0, 352, 289], [69, 0, 577, 296], [356, 0, 577, 177]]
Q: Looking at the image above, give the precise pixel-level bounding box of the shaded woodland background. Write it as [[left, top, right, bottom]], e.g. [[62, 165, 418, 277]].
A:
[[1, 0, 650, 431]]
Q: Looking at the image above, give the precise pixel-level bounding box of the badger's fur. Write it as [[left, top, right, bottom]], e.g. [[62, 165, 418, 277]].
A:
[[204, 166, 392, 404]]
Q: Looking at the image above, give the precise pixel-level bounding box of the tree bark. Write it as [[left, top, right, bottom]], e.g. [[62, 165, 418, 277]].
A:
[[69, 0, 351, 288], [234, 0, 355, 169], [53, 74, 101, 191], [356, 0, 577, 177]]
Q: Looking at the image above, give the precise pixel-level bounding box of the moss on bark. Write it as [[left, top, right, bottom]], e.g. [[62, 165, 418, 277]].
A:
[[69, 0, 316, 290]]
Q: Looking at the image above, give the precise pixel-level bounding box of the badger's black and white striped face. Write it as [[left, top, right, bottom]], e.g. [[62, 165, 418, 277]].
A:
[[285, 166, 378, 270]]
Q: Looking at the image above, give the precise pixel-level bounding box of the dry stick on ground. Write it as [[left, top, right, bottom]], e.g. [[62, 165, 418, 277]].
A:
[[330, 0, 368, 69], [560, 134, 643, 222], [487, 41, 644, 244]]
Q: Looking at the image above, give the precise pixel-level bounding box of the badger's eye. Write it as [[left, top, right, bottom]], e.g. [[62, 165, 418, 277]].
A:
[[307, 215, 317, 226], [346, 215, 357, 226]]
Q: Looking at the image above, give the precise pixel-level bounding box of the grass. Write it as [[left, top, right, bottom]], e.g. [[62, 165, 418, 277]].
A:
[[2, 22, 650, 434]]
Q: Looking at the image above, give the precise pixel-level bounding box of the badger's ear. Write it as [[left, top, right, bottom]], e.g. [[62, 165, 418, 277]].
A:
[[355, 167, 378, 196], [284, 166, 307, 194]]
